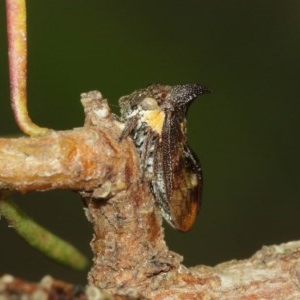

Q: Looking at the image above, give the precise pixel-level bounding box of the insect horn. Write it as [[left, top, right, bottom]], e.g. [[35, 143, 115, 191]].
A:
[[171, 83, 211, 107]]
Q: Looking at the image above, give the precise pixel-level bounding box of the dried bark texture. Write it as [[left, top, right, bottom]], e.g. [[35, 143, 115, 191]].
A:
[[0, 274, 144, 300], [1, 241, 300, 299], [1, 91, 300, 299], [0, 92, 128, 193]]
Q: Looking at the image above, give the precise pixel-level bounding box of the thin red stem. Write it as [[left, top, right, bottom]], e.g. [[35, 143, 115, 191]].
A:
[[6, 0, 48, 136]]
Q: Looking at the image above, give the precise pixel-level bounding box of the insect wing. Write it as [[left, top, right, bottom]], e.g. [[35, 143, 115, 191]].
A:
[[161, 112, 202, 232]]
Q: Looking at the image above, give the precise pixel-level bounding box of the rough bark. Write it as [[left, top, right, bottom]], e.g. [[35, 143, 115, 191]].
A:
[[0, 91, 299, 299], [1, 241, 300, 299]]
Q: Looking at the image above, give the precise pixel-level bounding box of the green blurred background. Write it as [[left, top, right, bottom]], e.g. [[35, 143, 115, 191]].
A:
[[0, 1, 300, 284]]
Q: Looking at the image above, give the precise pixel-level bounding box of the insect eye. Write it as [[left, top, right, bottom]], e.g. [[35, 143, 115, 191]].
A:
[[140, 97, 159, 110]]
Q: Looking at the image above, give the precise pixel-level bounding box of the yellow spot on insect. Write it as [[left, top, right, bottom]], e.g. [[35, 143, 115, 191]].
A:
[[142, 110, 165, 134], [189, 174, 198, 188], [180, 122, 187, 134]]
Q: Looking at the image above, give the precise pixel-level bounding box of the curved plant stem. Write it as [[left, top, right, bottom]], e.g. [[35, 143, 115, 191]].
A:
[[6, 0, 49, 136], [0, 197, 88, 271]]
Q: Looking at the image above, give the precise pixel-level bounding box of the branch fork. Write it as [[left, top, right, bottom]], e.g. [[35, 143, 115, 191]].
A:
[[1, 91, 300, 298]]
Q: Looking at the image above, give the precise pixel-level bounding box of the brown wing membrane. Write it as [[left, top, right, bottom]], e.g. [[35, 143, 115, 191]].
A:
[[161, 112, 202, 232], [166, 145, 201, 231]]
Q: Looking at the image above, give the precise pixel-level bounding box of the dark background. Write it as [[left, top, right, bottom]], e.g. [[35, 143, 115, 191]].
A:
[[0, 1, 300, 285]]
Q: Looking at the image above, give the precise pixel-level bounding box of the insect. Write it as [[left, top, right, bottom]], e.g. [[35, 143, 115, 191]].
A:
[[118, 84, 211, 231]]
